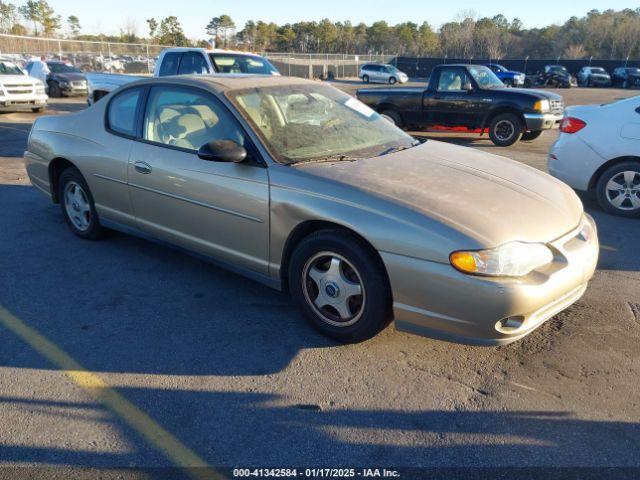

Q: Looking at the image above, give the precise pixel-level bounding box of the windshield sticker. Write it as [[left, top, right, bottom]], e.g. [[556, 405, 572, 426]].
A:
[[345, 97, 375, 118]]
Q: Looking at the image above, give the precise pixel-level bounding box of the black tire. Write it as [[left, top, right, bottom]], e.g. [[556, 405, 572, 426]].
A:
[[362, 75, 369, 83], [595, 161, 640, 218], [380, 109, 403, 128], [48, 81, 62, 98], [288, 230, 392, 343], [622, 80, 628, 89], [503, 78, 513, 87], [524, 78, 532, 88], [389, 76, 397, 85], [521, 130, 543, 142], [488, 113, 523, 147], [31, 107, 45, 113], [586, 77, 592, 88], [58, 167, 105, 239]]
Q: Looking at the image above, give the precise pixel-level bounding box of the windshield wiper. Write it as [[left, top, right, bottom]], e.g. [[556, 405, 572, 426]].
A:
[[293, 154, 363, 165], [377, 140, 421, 157]]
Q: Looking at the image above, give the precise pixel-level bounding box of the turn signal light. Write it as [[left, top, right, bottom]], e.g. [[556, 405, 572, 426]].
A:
[[560, 116, 586, 134], [450, 252, 477, 274]]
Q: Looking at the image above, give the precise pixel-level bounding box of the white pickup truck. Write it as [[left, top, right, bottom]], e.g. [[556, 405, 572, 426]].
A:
[[0, 59, 48, 112], [87, 47, 280, 104]]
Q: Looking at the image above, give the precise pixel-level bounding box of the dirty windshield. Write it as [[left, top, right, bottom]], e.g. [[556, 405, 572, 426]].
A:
[[229, 83, 417, 164]]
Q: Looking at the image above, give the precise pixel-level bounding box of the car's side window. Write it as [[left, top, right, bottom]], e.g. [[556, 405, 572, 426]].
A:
[[177, 52, 209, 75], [437, 68, 469, 91], [142, 86, 246, 151], [107, 88, 142, 137], [158, 52, 181, 76]]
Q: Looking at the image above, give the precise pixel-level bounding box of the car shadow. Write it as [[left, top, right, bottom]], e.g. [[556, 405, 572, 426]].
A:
[[0, 389, 638, 469]]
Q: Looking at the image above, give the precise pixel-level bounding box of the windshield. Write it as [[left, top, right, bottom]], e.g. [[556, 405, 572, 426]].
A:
[[549, 66, 567, 74], [228, 84, 417, 165], [626, 68, 640, 74], [468, 66, 504, 89], [0, 61, 23, 75], [209, 54, 279, 75], [591, 68, 606, 74], [47, 62, 81, 73], [492, 65, 506, 73]]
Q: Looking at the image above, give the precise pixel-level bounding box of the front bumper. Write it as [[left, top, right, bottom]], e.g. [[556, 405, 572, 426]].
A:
[[523, 112, 563, 131], [0, 94, 47, 110], [383, 215, 599, 345]]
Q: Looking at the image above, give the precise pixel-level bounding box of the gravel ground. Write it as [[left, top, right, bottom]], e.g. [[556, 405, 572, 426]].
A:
[[0, 87, 639, 477]]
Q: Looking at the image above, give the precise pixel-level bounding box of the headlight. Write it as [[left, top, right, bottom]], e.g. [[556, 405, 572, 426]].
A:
[[534, 99, 550, 112], [450, 241, 554, 277]]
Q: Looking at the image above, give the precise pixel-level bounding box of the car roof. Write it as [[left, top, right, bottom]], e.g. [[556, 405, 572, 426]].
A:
[[162, 47, 262, 57], [123, 74, 317, 93]]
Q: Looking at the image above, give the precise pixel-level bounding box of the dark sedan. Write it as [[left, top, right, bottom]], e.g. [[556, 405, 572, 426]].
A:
[[612, 67, 640, 89]]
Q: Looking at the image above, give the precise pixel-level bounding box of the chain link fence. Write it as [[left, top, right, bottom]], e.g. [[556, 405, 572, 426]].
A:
[[1, 34, 399, 79], [0, 33, 168, 74], [263, 53, 396, 79]]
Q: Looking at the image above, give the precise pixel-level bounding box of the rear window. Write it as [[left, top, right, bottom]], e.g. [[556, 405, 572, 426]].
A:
[[107, 88, 141, 136], [158, 52, 181, 76], [209, 54, 278, 74], [178, 52, 209, 75]]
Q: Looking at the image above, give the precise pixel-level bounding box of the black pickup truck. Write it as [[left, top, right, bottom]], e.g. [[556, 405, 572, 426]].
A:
[[356, 64, 565, 146]]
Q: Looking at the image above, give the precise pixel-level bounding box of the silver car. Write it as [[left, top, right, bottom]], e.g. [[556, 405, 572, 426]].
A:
[[359, 64, 409, 84], [24, 75, 599, 344]]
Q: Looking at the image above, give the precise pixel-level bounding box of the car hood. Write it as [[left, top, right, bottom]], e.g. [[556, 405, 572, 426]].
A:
[[294, 141, 583, 246], [492, 87, 563, 102], [51, 72, 86, 82], [0, 74, 36, 85]]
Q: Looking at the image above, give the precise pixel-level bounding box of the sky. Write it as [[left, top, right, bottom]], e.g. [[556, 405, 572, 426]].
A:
[[46, 0, 640, 40]]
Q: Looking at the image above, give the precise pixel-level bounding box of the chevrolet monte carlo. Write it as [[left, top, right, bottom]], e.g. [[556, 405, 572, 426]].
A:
[[24, 75, 599, 344]]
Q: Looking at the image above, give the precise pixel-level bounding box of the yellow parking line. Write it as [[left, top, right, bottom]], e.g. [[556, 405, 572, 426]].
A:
[[0, 305, 222, 480]]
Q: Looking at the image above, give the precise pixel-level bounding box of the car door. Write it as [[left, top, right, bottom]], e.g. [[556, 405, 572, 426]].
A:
[[127, 84, 270, 274], [425, 67, 475, 127]]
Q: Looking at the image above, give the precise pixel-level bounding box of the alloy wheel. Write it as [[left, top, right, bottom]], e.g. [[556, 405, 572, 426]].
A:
[[605, 171, 640, 211], [64, 181, 92, 231], [302, 251, 365, 327], [494, 119, 515, 142]]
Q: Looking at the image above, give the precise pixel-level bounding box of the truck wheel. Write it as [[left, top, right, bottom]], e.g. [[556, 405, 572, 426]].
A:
[[521, 130, 543, 142], [380, 110, 403, 128], [595, 161, 640, 218], [488, 113, 523, 147], [388, 77, 397, 85], [503, 78, 513, 87], [288, 229, 392, 343], [362, 75, 369, 83]]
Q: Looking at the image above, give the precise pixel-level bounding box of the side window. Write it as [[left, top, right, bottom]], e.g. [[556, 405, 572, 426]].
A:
[[143, 86, 246, 151], [177, 52, 209, 75], [437, 68, 469, 91], [158, 52, 181, 76], [107, 88, 141, 137]]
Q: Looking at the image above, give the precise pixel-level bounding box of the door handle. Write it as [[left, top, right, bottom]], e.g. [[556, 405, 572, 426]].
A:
[[134, 161, 152, 174]]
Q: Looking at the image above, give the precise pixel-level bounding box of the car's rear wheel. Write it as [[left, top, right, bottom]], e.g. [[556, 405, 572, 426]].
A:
[[380, 110, 402, 128], [59, 167, 105, 239], [288, 230, 392, 343], [488, 113, 523, 146], [521, 130, 543, 142], [389, 76, 397, 85], [31, 107, 45, 113], [596, 161, 640, 218], [362, 75, 369, 83], [622, 80, 629, 89]]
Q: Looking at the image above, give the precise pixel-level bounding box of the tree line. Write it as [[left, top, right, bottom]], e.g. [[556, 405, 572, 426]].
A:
[[2, 1, 640, 60]]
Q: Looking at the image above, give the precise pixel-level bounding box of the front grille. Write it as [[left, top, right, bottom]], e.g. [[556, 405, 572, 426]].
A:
[[72, 81, 86, 87], [5, 84, 34, 95], [550, 99, 564, 114]]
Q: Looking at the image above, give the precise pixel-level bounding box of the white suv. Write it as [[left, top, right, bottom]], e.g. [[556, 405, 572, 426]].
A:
[[359, 64, 409, 84], [0, 59, 47, 113]]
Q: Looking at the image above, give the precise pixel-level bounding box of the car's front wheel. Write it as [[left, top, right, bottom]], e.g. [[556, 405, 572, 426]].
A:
[[288, 230, 392, 343], [488, 113, 523, 146], [362, 75, 369, 83], [389, 76, 397, 85], [380, 109, 402, 128], [59, 167, 105, 239], [49, 81, 62, 98], [596, 161, 640, 218]]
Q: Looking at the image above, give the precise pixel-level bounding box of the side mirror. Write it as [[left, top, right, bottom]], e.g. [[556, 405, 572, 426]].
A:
[[462, 82, 473, 91], [197, 140, 247, 163]]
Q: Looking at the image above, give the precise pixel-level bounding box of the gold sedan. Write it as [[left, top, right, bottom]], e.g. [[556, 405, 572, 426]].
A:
[[24, 75, 599, 344]]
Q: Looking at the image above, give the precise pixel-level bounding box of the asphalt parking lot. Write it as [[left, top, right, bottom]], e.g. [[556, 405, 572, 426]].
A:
[[0, 87, 639, 477]]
